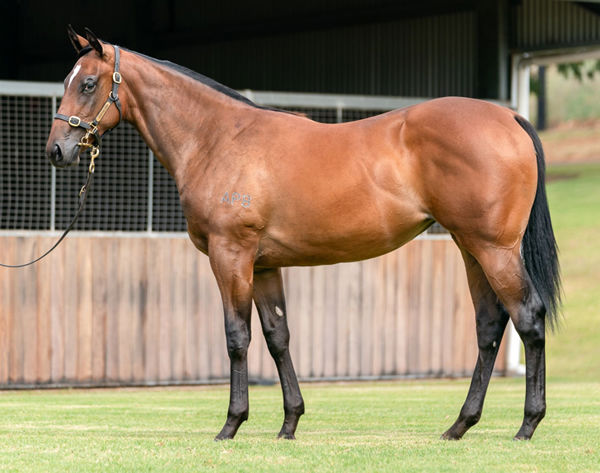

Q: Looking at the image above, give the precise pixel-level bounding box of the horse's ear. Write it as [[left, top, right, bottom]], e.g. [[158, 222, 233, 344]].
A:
[[84, 27, 103, 56], [67, 24, 85, 53]]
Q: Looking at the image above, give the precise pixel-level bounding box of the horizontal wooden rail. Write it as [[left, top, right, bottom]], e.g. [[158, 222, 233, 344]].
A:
[[0, 235, 506, 387]]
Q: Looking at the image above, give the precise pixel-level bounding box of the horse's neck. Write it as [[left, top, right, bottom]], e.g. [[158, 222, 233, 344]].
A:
[[122, 54, 251, 183]]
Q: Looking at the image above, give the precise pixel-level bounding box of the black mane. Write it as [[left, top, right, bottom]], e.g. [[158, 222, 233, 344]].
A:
[[121, 47, 288, 114]]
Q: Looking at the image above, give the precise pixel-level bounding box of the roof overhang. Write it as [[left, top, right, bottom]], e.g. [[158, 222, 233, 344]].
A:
[[517, 44, 600, 66]]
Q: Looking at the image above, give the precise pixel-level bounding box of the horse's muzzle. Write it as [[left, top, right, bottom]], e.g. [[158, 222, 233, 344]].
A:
[[46, 141, 81, 168]]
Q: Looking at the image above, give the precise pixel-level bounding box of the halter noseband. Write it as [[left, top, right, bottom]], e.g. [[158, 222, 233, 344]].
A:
[[54, 44, 123, 167]]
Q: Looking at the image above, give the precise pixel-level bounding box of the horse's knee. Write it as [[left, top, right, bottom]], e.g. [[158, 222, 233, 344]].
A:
[[226, 336, 250, 359], [225, 318, 251, 359]]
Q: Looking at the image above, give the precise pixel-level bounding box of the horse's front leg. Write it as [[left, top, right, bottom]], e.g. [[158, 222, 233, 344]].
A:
[[208, 236, 256, 440], [253, 268, 304, 439]]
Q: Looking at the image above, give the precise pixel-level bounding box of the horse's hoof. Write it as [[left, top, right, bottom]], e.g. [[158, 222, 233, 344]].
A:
[[514, 426, 533, 441], [214, 429, 236, 441], [441, 430, 462, 441], [277, 431, 296, 440]]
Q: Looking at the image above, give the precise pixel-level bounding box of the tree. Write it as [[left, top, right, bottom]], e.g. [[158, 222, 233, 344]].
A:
[[557, 59, 600, 81], [530, 59, 600, 130]]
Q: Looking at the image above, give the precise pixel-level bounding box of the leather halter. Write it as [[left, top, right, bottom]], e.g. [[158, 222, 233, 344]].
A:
[[54, 44, 123, 151]]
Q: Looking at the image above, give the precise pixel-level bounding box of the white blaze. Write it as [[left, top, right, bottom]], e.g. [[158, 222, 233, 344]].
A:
[[67, 64, 81, 89]]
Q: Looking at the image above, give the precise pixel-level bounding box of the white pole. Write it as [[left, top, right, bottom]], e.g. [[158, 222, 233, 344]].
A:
[[517, 61, 531, 119], [506, 55, 529, 376]]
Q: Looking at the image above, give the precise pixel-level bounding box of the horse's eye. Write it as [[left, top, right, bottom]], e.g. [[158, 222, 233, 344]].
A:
[[83, 81, 96, 93]]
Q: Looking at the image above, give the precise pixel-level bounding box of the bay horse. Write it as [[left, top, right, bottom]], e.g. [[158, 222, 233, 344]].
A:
[[46, 27, 560, 441]]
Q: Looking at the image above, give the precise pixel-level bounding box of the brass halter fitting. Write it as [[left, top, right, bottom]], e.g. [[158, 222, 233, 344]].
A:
[[89, 145, 99, 173], [77, 127, 100, 173]]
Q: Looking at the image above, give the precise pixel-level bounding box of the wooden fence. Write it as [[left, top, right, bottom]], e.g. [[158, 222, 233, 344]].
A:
[[0, 234, 507, 387]]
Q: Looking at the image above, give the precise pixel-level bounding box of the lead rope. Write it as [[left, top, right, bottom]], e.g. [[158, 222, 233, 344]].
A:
[[0, 147, 98, 268]]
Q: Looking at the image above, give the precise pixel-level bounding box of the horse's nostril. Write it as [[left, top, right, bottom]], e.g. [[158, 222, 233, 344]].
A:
[[52, 143, 63, 162]]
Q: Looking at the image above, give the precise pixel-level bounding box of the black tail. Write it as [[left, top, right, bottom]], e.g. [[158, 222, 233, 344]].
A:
[[514, 115, 561, 329]]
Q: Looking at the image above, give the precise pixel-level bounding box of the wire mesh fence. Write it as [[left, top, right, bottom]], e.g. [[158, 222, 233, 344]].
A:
[[0, 82, 448, 235], [54, 122, 150, 231], [151, 156, 187, 232], [0, 95, 53, 230]]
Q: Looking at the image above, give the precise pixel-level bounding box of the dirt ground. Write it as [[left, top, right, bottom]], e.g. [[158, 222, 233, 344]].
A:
[[539, 119, 600, 164]]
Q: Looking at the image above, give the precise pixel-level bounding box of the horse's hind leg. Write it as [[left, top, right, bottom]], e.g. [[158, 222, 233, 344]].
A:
[[442, 250, 510, 440], [457, 244, 546, 440], [253, 268, 305, 439], [507, 273, 547, 440]]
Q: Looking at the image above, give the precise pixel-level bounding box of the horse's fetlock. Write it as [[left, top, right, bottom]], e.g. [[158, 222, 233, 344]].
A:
[[525, 404, 546, 423], [285, 399, 305, 417], [464, 414, 481, 428], [228, 406, 249, 422], [459, 407, 481, 427]]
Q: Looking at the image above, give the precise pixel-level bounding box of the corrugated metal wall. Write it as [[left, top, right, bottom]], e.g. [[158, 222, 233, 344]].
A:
[[512, 0, 600, 50], [159, 11, 476, 97], [163, 0, 392, 30], [7, 1, 600, 97]]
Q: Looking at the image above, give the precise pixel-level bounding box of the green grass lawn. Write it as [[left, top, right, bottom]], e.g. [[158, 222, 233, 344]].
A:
[[0, 379, 598, 473], [546, 162, 600, 381]]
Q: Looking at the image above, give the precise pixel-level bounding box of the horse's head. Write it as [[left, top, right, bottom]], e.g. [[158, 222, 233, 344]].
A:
[[46, 26, 123, 167]]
